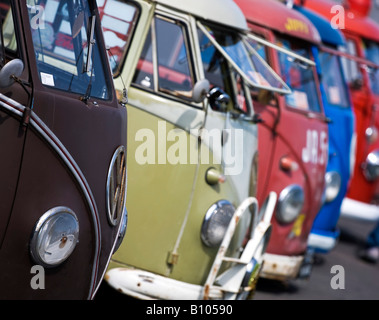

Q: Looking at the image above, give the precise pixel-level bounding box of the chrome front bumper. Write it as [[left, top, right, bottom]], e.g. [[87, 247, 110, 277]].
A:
[[307, 230, 339, 253], [260, 253, 304, 281], [340, 197, 379, 222]]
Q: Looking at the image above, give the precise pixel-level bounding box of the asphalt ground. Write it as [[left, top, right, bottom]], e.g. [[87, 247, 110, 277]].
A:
[[95, 216, 379, 303], [254, 216, 379, 300]]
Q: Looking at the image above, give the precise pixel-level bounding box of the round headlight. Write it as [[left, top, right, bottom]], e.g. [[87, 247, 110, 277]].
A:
[[30, 207, 79, 268], [324, 171, 341, 203], [276, 185, 304, 224], [201, 200, 235, 247], [363, 151, 379, 181]]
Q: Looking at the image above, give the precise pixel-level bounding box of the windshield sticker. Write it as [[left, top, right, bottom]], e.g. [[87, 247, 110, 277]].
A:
[[40, 72, 55, 87], [328, 86, 341, 105], [289, 90, 309, 110]]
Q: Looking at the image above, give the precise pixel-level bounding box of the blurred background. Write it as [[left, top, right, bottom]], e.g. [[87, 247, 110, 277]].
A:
[[253, 0, 379, 300]]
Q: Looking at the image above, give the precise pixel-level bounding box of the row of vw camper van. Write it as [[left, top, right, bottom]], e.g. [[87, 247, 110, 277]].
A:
[[0, 0, 127, 299], [0, 0, 376, 300], [92, 0, 377, 300]]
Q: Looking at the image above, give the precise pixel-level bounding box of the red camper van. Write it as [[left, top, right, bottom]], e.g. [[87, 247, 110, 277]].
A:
[[235, 0, 328, 281], [304, 0, 379, 222]]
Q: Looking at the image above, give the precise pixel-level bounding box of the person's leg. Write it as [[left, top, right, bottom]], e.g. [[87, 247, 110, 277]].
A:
[[359, 222, 379, 263], [367, 222, 379, 248]]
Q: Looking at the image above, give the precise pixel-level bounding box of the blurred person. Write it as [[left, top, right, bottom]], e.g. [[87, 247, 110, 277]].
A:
[[359, 223, 379, 263]]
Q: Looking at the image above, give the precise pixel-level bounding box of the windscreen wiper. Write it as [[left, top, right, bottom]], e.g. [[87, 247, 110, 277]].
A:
[[84, 14, 96, 73], [81, 14, 96, 103]]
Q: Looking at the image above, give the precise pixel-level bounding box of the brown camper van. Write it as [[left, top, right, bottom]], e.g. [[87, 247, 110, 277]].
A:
[[0, 0, 127, 299]]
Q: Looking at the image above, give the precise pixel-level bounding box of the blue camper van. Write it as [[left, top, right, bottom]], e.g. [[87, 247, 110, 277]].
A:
[[295, 6, 355, 254]]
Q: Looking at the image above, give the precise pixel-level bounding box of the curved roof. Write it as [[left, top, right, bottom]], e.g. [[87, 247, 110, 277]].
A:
[[304, 0, 379, 43], [235, 0, 321, 44], [295, 6, 345, 46], [345, 0, 371, 17], [151, 0, 248, 31]]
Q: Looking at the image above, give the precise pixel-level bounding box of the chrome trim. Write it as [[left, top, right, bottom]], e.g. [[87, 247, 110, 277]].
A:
[[30, 207, 79, 268], [363, 151, 379, 181], [106, 146, 127, 226], [201, 200, 235, 247], [324, 171, 341, 203], [93, 205, 128, 299], [365, 126, 378, 144], [204, 193, 276, 299], [276, 184, 304, 224], [113, 207, 128, 252], [246, 33, 316, 67]]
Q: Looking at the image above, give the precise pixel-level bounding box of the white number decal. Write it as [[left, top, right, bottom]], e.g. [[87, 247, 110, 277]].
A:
[[302, 130, 328, 165]]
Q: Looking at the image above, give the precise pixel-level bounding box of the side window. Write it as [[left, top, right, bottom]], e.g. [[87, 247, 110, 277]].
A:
[[0, 1, 19, 60], [319, 51, 350, 108], [276, 37, 321, 113], [341, 39, 363, 88], [198, 28, 228, 92], [132, 28, 153, 89], [97, 0, 139, 74], [247, 37, 281, 88], [132, 15, 195, 100], [363, 39, 379, 95], [27, 0, 111, 100]]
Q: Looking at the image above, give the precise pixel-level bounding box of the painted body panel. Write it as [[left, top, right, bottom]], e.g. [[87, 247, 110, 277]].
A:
[[0, 0, 127, 299], [295, 6, 355, 253], [236, 0, 328, 280], [305, 0, 379, 43], [304, 0, 379, 222], [111, 93, 201, 276], [235, 0, 321, 43]]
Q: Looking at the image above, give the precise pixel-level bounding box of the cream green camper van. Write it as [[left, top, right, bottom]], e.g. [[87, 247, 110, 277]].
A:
[[97, 0, 290, 299]]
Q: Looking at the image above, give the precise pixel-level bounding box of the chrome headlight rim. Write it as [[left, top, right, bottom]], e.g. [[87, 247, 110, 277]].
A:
[[365, 126, 378, 144], [201, 200, 235, 248], [106, 145, 127, 227], [30, 206, 79, 268], [276, 184, 304, 224], [324, 171, 341, 203], [363, 151, 379, 182]]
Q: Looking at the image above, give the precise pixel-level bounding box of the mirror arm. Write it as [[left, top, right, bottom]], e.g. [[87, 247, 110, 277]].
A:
[[11, 74, 30, 88], [10, 74, 32, 126], [251, 113, 264, 123], [236, 113, 264, 123]]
